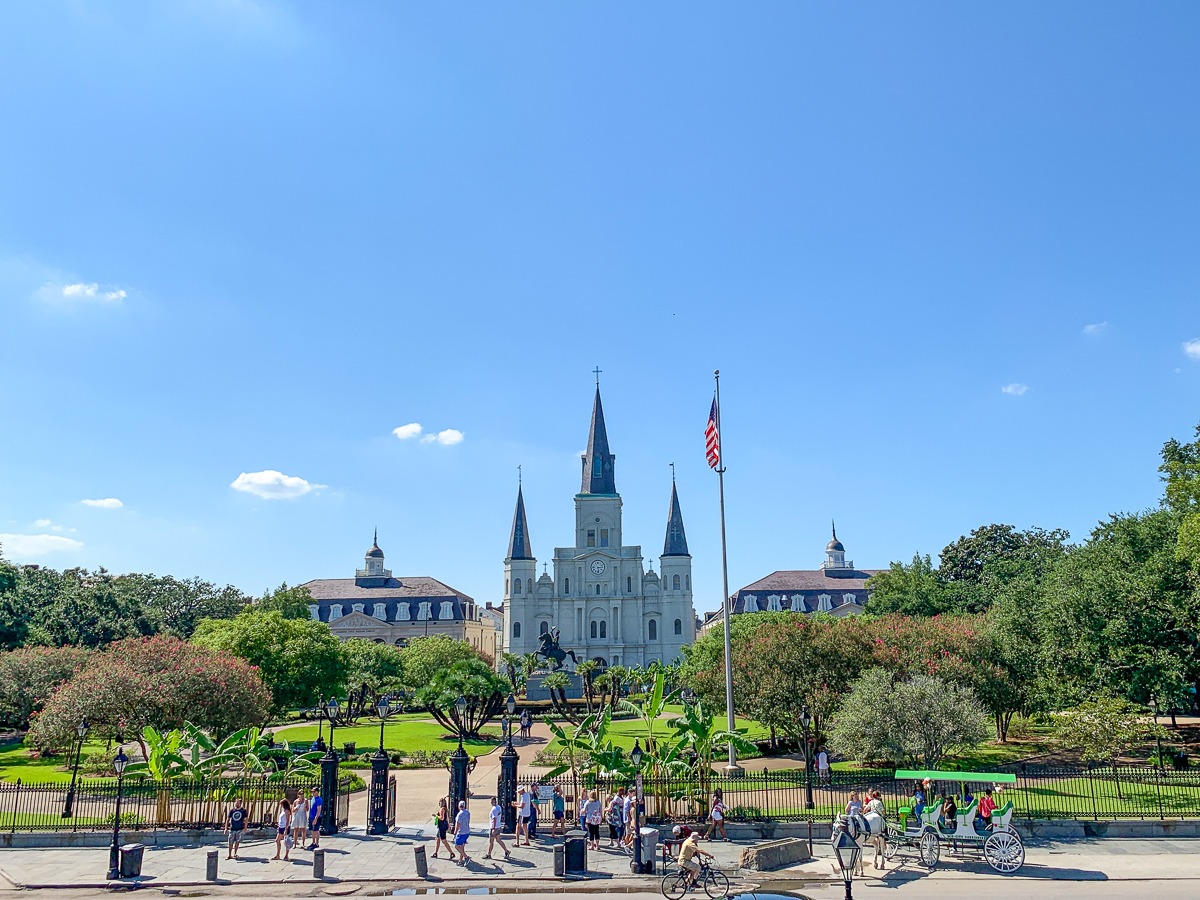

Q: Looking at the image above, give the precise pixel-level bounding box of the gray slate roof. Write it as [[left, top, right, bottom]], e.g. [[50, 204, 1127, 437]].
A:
[[303, 576, 473, 602], [738, 569, 882, 593]]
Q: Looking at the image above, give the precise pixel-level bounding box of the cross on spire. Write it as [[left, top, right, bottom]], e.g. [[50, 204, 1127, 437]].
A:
[[670, 461, 676, 482], [518, 464, 522, 486], [593, 365, 602, 385]]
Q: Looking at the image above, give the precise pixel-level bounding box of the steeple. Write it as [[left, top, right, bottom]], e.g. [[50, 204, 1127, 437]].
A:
[[662, 477, 690, 557], [580, 384, 617, 495], [507, 484, 534, 561]]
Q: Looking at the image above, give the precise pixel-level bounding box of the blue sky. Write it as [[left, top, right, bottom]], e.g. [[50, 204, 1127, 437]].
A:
[[2, 1, 1198, 613]]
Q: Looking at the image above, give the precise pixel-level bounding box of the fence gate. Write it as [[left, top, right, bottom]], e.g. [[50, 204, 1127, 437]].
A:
[[387, 775, 397, 829]]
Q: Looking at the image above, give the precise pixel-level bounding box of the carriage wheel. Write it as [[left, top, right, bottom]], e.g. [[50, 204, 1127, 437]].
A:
[[918, 831, 940, 869], [984, 831, 1024, 874], [703, 869, 731, 899], [884, 833, 900, 861], [660, 870, 689, 900]]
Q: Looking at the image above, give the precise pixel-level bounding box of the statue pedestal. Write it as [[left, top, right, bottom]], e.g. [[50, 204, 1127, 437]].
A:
[[526, 671, 584, 701]]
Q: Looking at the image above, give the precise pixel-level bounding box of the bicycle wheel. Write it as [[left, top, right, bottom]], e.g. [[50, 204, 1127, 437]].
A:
[[703, 869, 731, 899], [661, 870, 689, 900]]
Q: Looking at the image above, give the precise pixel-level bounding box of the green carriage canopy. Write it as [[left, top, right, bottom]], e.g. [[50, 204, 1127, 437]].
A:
[[894, 770, 1017, 784]]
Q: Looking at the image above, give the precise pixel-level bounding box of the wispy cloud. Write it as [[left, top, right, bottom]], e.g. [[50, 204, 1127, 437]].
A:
[[1183, 339, 1200, 361], [0, 533, 84, 557], [230, 470, 325, 500], [34, 519, 75, 533], [1082, 322, 1108, 336], [81, 498, 123, 509], [1001, 383, 1030, 396], [420, 429, 465, 446], [44, 282, 127, 303], [393, 423, 424, 441]]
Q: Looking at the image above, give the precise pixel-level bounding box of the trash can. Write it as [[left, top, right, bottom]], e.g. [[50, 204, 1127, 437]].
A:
[[564, 829, 588, 873], [119, 843, 145, 878], [343, 742, 357, 756], [639, 827, 660, 873]]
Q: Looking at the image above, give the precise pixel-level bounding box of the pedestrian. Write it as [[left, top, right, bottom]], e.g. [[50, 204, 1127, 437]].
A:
[[584, 789, 603, 850], [552, 785, 566, 836], [817, 748, 830, 784], [704, 788, 728, 841], [433, 797, 454, 858], [225, 797, 246, 860], [622, 788, 636, 850], [520, 709, 531, 740], [307, 787, 323, 849], [606, 791, 624, 847], [528, 780, 541, 839], [454, 799, 472, 864], [291, 791, 309, 849], [513, 786, 531, 846], [484, 796, 511, 860], [273, 798, 293, 860]]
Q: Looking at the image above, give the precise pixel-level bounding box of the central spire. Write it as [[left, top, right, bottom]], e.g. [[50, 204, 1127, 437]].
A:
[[580, 384, 617, 495], [507, 484, 534, 560], [662, 480, 690, 557]]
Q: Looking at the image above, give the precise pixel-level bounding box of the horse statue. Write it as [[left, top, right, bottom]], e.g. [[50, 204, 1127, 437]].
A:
[[536, 628, 580, 671]]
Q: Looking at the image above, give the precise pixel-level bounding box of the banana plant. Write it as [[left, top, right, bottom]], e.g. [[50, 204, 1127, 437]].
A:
[[124, 725, 188, 779]]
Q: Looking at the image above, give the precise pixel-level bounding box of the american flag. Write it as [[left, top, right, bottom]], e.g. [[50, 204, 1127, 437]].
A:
[[705, 397, 720, 469]]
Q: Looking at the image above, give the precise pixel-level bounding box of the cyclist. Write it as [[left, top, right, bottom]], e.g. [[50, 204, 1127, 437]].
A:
[[677, 829, 713, 888]]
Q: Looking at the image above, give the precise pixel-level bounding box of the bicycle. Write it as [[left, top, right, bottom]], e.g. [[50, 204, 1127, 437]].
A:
[[660, 858, 730, 899]]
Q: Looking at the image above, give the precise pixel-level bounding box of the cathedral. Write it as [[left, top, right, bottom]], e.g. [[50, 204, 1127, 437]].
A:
[[501, 385, 697, 667]]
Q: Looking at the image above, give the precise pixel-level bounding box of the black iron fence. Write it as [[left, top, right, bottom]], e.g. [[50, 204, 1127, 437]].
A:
[[521, 765, 1200, 824], [0, 775, 355, 833]]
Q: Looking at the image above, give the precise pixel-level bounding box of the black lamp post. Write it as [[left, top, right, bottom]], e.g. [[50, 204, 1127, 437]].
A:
[[62, 717, 90, 818], [832, 827, 862, 900], [800, 706, 814, 810], [319, 697, 341, 836], [1150, 697, 1166, 772], [630, 740, 645, 874], [455, 694, 468, 748], [105, 748, 129, 880], [499, 692, 518, 833], [368, 695, 394, 835]]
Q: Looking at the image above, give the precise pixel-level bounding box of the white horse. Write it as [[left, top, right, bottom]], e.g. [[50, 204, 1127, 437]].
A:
[[833, 813, 885, 873]]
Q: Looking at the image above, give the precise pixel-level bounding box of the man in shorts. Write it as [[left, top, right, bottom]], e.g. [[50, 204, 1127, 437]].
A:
[[514, 787, 531, 846], [307, 787, 324, 849], [484, 796, 511, 860], [551, 786, 566, 836], [454, 800, 471, 864], [677, 830, 712, 888], [225, 798, 246, 860]]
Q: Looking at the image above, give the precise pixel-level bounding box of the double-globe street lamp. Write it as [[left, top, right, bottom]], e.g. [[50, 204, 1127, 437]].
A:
[[62, 717, 89, 818], [105, 748, 130, 881], [499, 693, 518, 834], [799, 706, 815, 810]]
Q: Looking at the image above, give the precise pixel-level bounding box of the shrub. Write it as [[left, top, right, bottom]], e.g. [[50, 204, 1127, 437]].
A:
[[0, 646, 92, 729]]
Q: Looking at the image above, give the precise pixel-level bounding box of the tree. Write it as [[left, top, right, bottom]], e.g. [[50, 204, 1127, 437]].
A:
[[1052, 696, 1169, 798], [113, 574, 248, 638], [400, 635, 486, 693], [0, 646, 92, 729], [575, 659, 600, 714], [1160, 422, 1200, 569], [26, 636, 272, 755], [828, 668, 991, 768], [192, 609, 345, 712], [23, 567, 158, 648], [414, 658, 507, 739], [0, 553, 25, 649], [256, 583, 317, 619], [341, 639, 405, 695], [939, 525, 1070, 613], [499, 652, 524, 695], [864, 554, 951, 616]]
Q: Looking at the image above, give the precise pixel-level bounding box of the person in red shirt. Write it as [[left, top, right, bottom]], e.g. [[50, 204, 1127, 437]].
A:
[[976, 788, 997, 828]]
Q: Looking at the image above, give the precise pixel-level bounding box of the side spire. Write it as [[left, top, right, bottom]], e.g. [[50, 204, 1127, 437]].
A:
[[580, 384, 617, 495], [507, 484, 534, 560], [662, 479, 690, 557]]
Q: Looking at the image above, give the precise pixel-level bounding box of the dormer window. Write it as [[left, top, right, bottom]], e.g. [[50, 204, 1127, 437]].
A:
[[587, 530, 596, 548]]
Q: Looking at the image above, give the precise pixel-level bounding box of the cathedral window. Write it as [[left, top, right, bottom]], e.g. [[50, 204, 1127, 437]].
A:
[[686, 574, 690, 590], [593, 455, 603, 479], [587, 530, 596, 548], [590, 621, 598, 639], [626, 576, 632, 593], [513, 621, 522, 638], [599, 621, 607, 638], [506, 579, 509, 595], [514, 578, 522, 594], [596, 583, 601, 595], [648, 619, 658, 641], [600, 528, 609, 547], [539, 621, 550, 635], [672, 574, 681, 590], [564, 577, 570, 594], [674, 618, 682, 636]]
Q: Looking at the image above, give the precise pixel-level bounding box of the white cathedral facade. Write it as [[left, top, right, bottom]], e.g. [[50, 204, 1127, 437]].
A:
[[501, 385, 697, 668]]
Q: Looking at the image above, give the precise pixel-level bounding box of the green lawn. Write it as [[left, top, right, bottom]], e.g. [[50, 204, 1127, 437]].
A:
[[0, 740, 110, 784], [280, 718, 502, 756], [548, 713, 771, 754]]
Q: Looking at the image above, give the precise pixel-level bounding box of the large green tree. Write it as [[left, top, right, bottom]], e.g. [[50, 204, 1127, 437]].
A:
[[192, 609, 345, 711], [399, 634, 485, 692], [341, 638, 405, 695], [863, 554, 951, 616]]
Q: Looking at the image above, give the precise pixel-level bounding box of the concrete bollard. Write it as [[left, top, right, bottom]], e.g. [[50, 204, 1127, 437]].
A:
[[313, 847, 326, 879], [553, 844, 565, 877], [205, 849, 218, 882], [414, 844, 428, 878]]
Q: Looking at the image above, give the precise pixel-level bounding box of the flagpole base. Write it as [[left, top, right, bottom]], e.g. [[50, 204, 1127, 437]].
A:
[[723, 764, 745, 778]]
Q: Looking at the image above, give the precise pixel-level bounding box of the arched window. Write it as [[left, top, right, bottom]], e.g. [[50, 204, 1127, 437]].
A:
[[626, 576, 632, 593], [539, 620, 550, 635], [514, 578, 522, 594], [590, 621, 598, 639], [564, 577, 570, 594], [506, 579, 510, 595], [686, 574, 690, 590], [674, 618, 682, 636], [648, 619, 658, 641], [512, 621, 521, 638], [672, 574, 681, 590], [599, 621, 607, 638], [595, 583, 601, 595]]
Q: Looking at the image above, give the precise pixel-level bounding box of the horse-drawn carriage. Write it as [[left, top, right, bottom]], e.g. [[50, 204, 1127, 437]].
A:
[[882, 769, 1024, 874]]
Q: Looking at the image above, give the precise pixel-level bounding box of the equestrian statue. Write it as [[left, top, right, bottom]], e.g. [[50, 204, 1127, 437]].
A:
[[536, 627, 579, 671]]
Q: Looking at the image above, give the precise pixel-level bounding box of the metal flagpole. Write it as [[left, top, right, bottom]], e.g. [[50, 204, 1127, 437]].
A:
[[713, 370, 742, 775]]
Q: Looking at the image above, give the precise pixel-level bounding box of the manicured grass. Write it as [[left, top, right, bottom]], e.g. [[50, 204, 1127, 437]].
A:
[[547, 713, 771, 754], [280, 719, 502, 756], [0, 740, 112, 784]]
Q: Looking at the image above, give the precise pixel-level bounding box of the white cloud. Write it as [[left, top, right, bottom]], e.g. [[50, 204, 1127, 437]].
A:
[[1001, 383, 1030, 396], [1082, 322, 1108, 336], [57, 283, 127, 302], [1183, 339, 1200, 361], [81, 498, 124, 509], [0, 533, 84, 557], [34, 519, 75, 533], [431, 429, 464, 446], [230, 470, 325, 500], [393, 423, 424, 440]]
